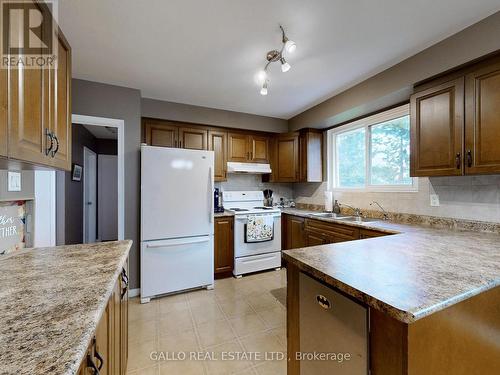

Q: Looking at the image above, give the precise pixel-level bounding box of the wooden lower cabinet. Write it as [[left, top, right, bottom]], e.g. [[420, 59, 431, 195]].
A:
[[283, 214, 306, 250], [78, 265, 129, 374], [214, 216, 234, 277]]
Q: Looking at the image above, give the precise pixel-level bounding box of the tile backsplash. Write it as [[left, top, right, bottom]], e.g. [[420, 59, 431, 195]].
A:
[[215, 174, 293, 206], [293, 175, 500, 223]]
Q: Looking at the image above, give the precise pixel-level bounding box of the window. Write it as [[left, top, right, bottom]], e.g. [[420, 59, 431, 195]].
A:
[[329, 104, 416, 191]]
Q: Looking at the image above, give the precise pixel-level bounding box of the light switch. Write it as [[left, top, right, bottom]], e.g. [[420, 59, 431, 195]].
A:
[[430, 194, 440, 207], [8, 171, 21, 192]]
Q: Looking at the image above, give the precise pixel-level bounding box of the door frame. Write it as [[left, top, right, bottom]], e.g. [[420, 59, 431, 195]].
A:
[[72, 114, 125, 241], [83, 146, 97, 243]]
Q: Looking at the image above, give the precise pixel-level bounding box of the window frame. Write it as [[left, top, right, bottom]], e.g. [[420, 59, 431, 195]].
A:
[[327, 104, 418, 193]]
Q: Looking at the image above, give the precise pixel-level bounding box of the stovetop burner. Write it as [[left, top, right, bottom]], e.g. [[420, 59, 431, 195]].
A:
[[229, 208, 249, 212], [253, 206, 273, 210]]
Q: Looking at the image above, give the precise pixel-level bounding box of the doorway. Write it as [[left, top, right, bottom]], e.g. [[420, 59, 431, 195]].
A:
[[72, 115, 125, 241], [83, 147, 97, 243]]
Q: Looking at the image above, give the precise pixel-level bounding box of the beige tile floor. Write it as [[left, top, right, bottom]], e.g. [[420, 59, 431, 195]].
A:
[[127, 269, 287, 375]]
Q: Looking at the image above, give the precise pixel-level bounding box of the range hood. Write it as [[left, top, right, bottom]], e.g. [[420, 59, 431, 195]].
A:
[[227, 162, 272, 174]]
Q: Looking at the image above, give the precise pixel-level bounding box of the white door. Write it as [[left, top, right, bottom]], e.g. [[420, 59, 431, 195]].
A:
[[98, 154, 118, 241], [83, 147, 97, 243], [141, 146, 214, 241]]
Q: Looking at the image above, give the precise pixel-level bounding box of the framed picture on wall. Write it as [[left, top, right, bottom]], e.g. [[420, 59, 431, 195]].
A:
[[72, 164, 83, 181]]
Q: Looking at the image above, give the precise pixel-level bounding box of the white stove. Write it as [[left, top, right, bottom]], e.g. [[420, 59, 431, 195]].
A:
[[222, 191, 282, 277]]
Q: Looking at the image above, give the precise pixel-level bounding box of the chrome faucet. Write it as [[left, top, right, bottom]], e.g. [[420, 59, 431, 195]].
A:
[[340, 203, 362, 218], [370, 201, 389, 220]]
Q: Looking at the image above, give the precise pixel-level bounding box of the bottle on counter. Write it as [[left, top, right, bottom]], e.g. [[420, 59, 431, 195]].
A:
[[333, 200, 341, 214]]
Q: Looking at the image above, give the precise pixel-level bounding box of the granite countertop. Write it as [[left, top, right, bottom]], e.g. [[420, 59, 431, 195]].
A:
[[281, 208, 500, 323], [0, 240, 132, 375], [214, 210, 235, 218]]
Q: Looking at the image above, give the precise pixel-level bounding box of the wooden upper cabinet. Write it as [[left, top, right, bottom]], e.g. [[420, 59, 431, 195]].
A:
[[410, 78, 464, 177], [208, 130, 227, 181], [214, 216, 234, 275], [249, 135, 269, 163], [465, 59, 500, 175], [8, 53, 47, 165], [228, 132, 249, 162], [276, 133, 299, 182], [0, 69, 6, 157], [144, 120, 178, 147], [50, 29, 72, 170], [178, 126, 208, 150], [299, 129, 323, 182]]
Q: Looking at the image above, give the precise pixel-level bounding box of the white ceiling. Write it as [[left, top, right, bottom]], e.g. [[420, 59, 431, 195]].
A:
[[59, 0, 500, 119]]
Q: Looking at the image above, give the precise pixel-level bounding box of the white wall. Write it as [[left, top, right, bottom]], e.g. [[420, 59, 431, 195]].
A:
[[34, 171, 56, 247]]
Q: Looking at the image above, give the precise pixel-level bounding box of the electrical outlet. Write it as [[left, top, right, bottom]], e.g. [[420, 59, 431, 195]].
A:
[[430, 194, 440, 207]]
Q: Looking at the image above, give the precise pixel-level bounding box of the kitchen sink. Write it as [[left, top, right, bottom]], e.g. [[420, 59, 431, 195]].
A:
[[310, 212, 352, 219], [339, 216, 379, 223]]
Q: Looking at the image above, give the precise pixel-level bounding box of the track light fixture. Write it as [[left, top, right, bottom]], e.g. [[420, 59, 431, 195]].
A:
[[258, 25, 296, 95]]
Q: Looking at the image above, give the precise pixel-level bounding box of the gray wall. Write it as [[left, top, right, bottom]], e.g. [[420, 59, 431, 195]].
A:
[[72, 79, 142, 289], [289, 11, 500, 131], [142, 98, 288, 133], [0, 170, 35, 201], [62, 125, 98, 245]]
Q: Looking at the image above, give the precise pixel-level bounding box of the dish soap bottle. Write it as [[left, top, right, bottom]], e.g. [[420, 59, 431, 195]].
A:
[[333, 200, 341, 214]]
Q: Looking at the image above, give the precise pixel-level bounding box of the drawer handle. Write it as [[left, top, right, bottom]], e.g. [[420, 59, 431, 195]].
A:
[[316, 294, 332, 310], [93, 337, 104, 370], [455, 152, 461, 169]]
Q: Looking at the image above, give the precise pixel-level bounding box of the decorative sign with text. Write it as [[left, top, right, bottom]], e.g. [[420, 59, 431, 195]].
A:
[[0, 201, 25, 255]]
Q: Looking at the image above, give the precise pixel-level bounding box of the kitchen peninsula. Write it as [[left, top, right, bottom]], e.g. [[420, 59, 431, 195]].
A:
[[282, 211, 500, 375], [0, 241, 131, 375]]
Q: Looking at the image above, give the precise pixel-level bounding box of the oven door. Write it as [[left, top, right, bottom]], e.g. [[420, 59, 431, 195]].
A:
[[234, 214, 281, 258]]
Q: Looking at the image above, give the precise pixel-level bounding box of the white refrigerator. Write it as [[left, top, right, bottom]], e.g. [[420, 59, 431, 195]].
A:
[[140, 145, 214, 303]]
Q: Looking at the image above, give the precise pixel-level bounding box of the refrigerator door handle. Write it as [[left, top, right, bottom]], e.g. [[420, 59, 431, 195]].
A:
[[146, 237, 210, 248], [208, 167, 213, 223]]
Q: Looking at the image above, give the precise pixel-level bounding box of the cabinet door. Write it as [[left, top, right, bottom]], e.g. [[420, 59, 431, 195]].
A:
[[249, 135, 269, 163], [228, 133, 249, 162], [214, 217, 234, 275], [112, 278, 121, 375], [8, 54, 48, 165], [120, 266, 129, 375], [144, 120, 178, 147], [287, 215, 305, 250], [95, 300, 111, 375], [299, 130, 323, 182], [305, 230, 326, 247], [465, 60, 500, 174], [410, 78, 464, 177], [50, 29, 72, 170], [178, 126, 208, 150], [276, 134, 299, 182], [208, 130, 227, 181], [0, 68, 6, 157]]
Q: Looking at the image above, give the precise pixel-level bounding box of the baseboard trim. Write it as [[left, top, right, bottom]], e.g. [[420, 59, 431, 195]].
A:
[[129, 288, 140, 298]]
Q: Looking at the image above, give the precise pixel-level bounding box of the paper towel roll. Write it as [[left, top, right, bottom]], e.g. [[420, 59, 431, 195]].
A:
[[324, 191, 333, 212]]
